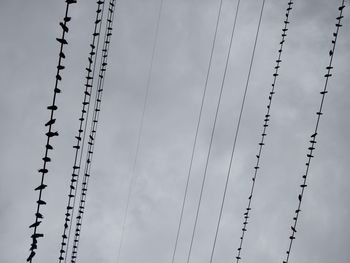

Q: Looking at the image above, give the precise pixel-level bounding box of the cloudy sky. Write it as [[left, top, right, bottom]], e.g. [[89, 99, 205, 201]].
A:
[[0, 0, 349, 263]]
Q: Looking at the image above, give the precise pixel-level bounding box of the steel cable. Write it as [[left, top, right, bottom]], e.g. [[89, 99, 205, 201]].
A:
[[57, 1, 106, 262], [170, 0, 224, 262], [68, 0, 117, 262], [185, 0, 243, 262], [233, 1, 294, 262], [209, 0, 265, 262], [282, 1, 346, 262], [26, 0, 77, 262], [116, 1, 164, 262]]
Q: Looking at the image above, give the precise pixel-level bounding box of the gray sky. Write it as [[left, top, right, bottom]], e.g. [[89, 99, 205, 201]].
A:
[[0, 0, 349, 263]]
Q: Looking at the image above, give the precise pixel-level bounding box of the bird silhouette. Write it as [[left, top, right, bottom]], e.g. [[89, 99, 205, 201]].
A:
[[45, 119, 56, 126], [56, 38, 68, 45], [59, 22, 69, 33]]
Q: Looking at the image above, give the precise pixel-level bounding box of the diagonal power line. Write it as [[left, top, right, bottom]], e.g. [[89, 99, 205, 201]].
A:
[[115, 1, 164, 262], [67, 0, 118, 262], [26, 1, 77, 262], [234, 1, 295, 262], [209, 0, 265, 262], [185, 0, 244, 262], [282, 1, 346, 263], [170, 0, 224, 262], [57, 1, 107, 262]]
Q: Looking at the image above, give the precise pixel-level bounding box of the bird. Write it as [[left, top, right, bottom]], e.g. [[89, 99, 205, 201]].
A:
[[339, 5, 345, 11], [311, 132, 317, 138], [37, 199, 46, 205], [35, 212, 43, 219], [46, 144, 53, 150], [32, 233, 44, 239], [27, 251, 36, 262], [46, 131, 59, 138], [45, 119, 56, 126], [59, 22, 69, 33], [63, 16, 72, 22], [47, 105, 58, 111], [35, 184, 47, 191], [38, 168, 48, 174], [29, 221, 41, 228], [56, 38, 68, 45]]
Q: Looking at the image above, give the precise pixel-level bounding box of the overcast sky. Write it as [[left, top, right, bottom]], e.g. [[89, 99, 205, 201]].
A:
[[0, 0, 349, 263]]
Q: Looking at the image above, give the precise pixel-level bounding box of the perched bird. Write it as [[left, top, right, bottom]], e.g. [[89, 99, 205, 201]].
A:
[[35, 184, 47, 191], [29, 221, 41, 228], [45, 119, 56, 126], [56, 38, 68, 45], [59, 22, 69, 33], [46, 131, 59, 138]]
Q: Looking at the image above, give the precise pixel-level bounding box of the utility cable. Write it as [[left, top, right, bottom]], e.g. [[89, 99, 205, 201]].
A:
[[185, 0, 243, 262], [209, 0, 265, 262], [233, 1, 294, 262], [282, 2, 346, 262], [57, 1, 106, 262], [170, 0, 224, 262], [26, 0, 77, 262], [116, 0, 164, 262], [68, 0, 117, 262]]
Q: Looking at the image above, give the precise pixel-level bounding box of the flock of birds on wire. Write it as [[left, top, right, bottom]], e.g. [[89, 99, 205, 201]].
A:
[[26, 0, 347, 262]]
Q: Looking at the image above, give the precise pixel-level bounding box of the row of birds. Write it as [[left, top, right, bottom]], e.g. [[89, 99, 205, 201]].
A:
[[58, 1, 106, 262], [235, 1, 294, 262], [27, 0, 78, 262], [282, 3, 345, 263], [71, 2, 116, 262]]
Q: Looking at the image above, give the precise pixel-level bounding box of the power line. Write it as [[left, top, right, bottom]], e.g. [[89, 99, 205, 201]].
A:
[[116, 1, 164, 262], [26, 0, 77, 262], [234, 1, 294, 262], [282, 2, 346, 262], [57, 1, 106, 262], [170, 0, 224, 262], [68, 1, 117, 262], [185, 0, 243, 262], [209, 0, 265, 261]]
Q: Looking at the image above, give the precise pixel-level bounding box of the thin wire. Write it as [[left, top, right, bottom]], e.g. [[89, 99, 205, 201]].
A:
[[170, 0, 224, 262], [234, 1, 294, 262], [185, 0, 243, 262], [282, 1, 345, 262], [209, 0, 265, 262], [57, 2, 106, 262], [27, 1, 77, 262], [116, 1, 164, 262], [68, 0, 117, 261], [64, 2, 106, 262]]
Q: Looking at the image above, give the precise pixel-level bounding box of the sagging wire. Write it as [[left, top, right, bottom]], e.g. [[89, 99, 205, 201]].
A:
[[57, 1, 106, 262], [282, 1, 346, 262], [209, 0, 265, 262], [170, 0, 224, 262], [27, 0, 77, 262], [69, 0, 117, 262], [185, 0, 244, 262], [116, 1, 164, 262], [234, 1, 295, 262]]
